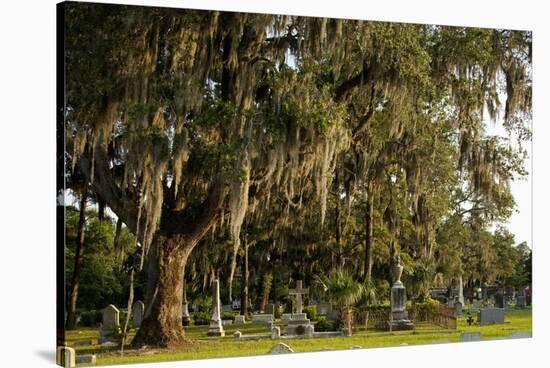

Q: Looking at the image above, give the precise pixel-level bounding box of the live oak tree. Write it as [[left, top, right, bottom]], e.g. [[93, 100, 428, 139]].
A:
[[64, 3, 531, 348]]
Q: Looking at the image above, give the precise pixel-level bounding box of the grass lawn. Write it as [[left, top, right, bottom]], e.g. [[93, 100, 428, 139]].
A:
[[65, 308, 532, 366]]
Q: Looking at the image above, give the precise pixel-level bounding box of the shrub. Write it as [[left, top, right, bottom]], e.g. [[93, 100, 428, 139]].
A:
[[222, 310, 236, 320], [193, 311, 211, 325], [303, 305, 317, 321], [314, 317, 337, 332], [79, 310, 102, 327]]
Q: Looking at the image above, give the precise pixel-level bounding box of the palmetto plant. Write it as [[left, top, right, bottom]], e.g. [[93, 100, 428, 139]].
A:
[[317, 270, 364, 336]]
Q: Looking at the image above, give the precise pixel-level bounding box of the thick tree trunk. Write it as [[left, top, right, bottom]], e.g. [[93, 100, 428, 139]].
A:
[[66, 184, 88, 330], [240, 242, 249, 316], [132, 236, 191, 348], [364, 187, 374, 282]]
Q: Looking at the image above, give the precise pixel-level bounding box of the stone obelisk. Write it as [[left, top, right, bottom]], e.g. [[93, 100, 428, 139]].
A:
[[207, 279, 225, 336]]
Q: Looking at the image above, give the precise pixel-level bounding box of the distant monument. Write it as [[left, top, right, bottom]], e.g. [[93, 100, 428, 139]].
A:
[[389, 256, 414, 330], [182, 283, 190, 327], [284, 280, 314, 336], [207, 279, 225, 336]]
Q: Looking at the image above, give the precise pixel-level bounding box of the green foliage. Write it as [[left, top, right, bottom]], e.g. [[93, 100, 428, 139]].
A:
[[65, 207, 137, 311], [222, 310, 236, 320], [318, 271, 364, 308], [314, 316, 338, 332], [410, 296, 440, 318], [192, 311, 211, 326], [303, 305, 317, 321], [79, 310, 102, 327]]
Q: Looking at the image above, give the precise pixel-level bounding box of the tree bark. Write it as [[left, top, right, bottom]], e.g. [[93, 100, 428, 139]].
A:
[[66, 184, 88, 330], [131, 236, 191, 348]]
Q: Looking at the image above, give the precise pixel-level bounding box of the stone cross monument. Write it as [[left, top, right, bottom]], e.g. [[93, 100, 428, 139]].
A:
[[284, 280, 314, 336], [207, 279, 225, 336], [289, 280, 309, 314]]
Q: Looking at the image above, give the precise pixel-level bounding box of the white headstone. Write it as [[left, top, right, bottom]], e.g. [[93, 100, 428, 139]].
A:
[[269, 342, 295, 354], [56, 346, 76, 368]]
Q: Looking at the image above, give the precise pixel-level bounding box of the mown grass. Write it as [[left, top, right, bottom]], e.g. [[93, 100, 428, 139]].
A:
[[66, 308, 532, 366]]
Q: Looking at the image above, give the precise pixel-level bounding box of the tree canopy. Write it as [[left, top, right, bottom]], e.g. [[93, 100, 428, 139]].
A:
[[62, 3, 531, 348]]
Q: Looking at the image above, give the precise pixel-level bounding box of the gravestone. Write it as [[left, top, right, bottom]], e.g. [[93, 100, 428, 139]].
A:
[[234, 315, 246, 325], [461, 332, 483, 342], [76, 354, 97, 365], [316, 302, 332, 315], [251, 314, 274, 325], [207, 279, 225, 336], [509, 331, 531, 339], [516, 295, 526, 309], [265, 303, 275, 315], [477, 308, 505, 325], [233, 331, 242, 339], [102, 304, 120, 331], [222, 320, 233, 326], [99, 304, 120, 343], [305, 324, 314, 338], [132, 301, 145, 328], [389, 257, 414, 330], [74, 340, 93, 346], [100, 341, 117, 348], [454, 300, 463, 315], [326, 310, 339, 321], [494, 291, 505, 308], [269, 343, 295, 354], [284, 280, 314, 336], [271, 325, 281, 339], [56, 346, 76, 368]]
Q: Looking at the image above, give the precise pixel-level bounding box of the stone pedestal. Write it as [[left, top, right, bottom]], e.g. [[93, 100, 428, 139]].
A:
[[389, 260, 414, 331], [207, 279, 225, 337], [283, 313, 313, 336]]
